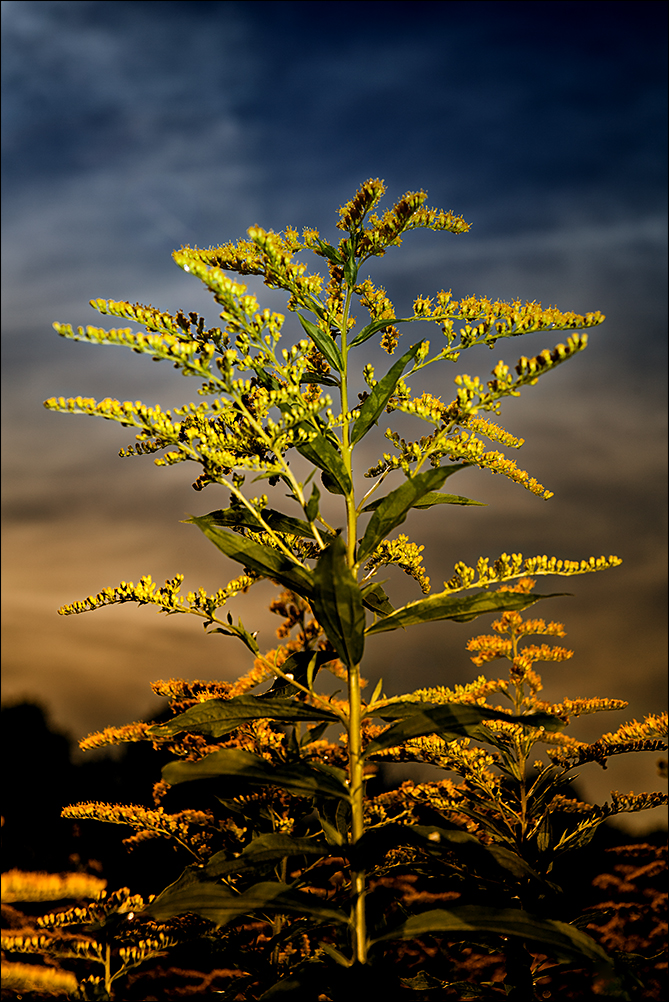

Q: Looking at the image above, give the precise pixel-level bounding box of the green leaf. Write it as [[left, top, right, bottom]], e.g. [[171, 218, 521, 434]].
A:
[[411, 491, 486, 508], [162, 747, 351, 801], [296, 313, 343, 374], [362, 702, 564, 757], [311, 536, 365, 667], [304, 484, 320, 523], [360, 581, 395, 617], [145, 879, 349, 928], [207, 616, 260, 655], [348, 822, 505, 875], [357, 467, 453, 563], [146, 693, 339, 740], [205, 505, 325, 540], [203, 833, 334, 880], [342, 252, 359, 288], [365, 588, 566, 635], [350, 343, 421, 446], [316, 798, 351, 846], [371, 905, 613, 967], [299, 371, 341, 386], [189, 514, 314, 597], [360, 464, 471, 514], [536, 813, 553, 854], [257, 650, 338, 699], [362, 490, 485, 511], [297, 432, 352, 496], [312, 240, 342, 265], [348, 315, 417, 349]]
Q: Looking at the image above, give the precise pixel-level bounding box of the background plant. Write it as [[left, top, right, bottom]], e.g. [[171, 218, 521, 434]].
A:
[[6, 180, 664, 999]]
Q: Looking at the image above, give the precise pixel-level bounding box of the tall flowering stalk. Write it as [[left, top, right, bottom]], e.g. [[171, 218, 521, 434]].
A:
[[28, 181, 666, 998]]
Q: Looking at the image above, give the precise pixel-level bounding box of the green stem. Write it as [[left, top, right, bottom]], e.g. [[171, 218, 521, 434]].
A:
[[338, 280, 368, 963], [104, 941, 113, 999], [348, 664, 367, 964]]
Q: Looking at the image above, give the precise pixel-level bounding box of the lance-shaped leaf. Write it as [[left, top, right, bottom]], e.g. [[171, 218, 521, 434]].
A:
[[205, 505, 329, 540], [299, 371, 341, 387], [296, 313, 343, 374], [348, 315, 420, 348], [162, 747, 350, 801], [350, 343, 421, 446], [365, 588, 566, 635], [311, 536, 365, 668], [203, 833, 335, 880], [189, 514, 314, 597], [297, 432, 352, 496], [363, 490, 485, 511], [146, 693, 339, 740], [371, 905, 612, 967], [257, 650, 338, 699], [357, 467, 452, 563], [362, 702, 564, 758], [360, 581, 395, 617], [206, 616, 260, 655], [145, 878, 349, 928], [349, 823, 543, 884]]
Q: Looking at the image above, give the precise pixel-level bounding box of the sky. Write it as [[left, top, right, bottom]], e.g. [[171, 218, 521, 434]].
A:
[[2, 0, 667, 831]]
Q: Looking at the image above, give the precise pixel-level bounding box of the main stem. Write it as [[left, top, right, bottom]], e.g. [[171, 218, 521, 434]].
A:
[[339, 284, 368, 964]]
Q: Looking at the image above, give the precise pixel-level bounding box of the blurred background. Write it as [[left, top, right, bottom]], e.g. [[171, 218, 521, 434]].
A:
[[2, 0, 667, 833]]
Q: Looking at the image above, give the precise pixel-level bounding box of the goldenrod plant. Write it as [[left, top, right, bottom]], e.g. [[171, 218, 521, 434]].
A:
[[29, 180, 665, 999]]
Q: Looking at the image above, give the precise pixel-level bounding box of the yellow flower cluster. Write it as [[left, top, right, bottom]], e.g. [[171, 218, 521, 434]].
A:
[[61, 802, 211, 841], [37, 887, 146, 928], [1, 870, 107, 903], [175, 228, 324, 314], [89, 298, 221, 344], [407, 676, 510, 706], [493, 615, 567, 638], [447, 433, 553, 498], [50, 323, 216, 379], [117, 930, 179, 967], [353, 277, 400, 353], [2, 931, 102, 962], [546, 697, 629, 719], [337, 178, 387, 230], [464, 416, 524, 448], [545, 712, 668, 769], [79, 720, 155, 752], [58, 572, 256, 620], [599, 712, 668, 743], [443, 552, 622, 593], [150, 677, 234, 703], [364, 534, 431, 593]]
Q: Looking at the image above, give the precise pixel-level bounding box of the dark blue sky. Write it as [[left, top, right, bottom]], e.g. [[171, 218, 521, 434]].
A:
[[2, 0, 666, 828]]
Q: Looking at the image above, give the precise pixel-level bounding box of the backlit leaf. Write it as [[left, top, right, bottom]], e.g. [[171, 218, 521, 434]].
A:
[[348, 315, 417, 348], [147, 692, 339, 740], [362, 702, 564, 757], [296, 313, 343, 373], [145, 879, 349, 928], [189, 514, 314, 597], [162, 748, 350, 801], [297, 433, 352, 496], [257, 650, 339, 699], [350, 343, 421, 446], [365, 588, 565, 635], [357, 467, 454, 563], [204, 505, 326, 540], [360, 581, 395, 617], [371, 905, 612, 967], [312, 536, 365, 667], [204, 833, 334, 880]]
